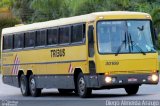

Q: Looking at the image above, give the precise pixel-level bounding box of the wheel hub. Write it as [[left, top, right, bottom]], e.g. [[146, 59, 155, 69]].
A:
[[20, 78, 26, 94], [30, 78, 36, 94], [78, 77, 85, 95]]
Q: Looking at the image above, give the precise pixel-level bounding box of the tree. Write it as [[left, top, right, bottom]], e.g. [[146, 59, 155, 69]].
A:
[[30, 0, 70, 22], [2, 0, 159, 25], [0, 0, 11, 8], [10, 0, 34, 23], [152, 8, 160, 29]]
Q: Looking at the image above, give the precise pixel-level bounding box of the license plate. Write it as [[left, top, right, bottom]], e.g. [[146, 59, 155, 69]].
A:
[[128, 78, 138, 82]]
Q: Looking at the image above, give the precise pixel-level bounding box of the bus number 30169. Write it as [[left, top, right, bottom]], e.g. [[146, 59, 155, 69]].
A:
[[50, 49, 65, 57]]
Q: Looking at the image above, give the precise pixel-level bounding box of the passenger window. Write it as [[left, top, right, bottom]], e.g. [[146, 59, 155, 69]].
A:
[[47, 28, 58, 45], [25, 32, 36, 47], [14, 33, 24, 49], [71, 24, 85, 43], [3, 35, 13, 50], [59, 26, 70, 44], [36, 30, 47, 46]]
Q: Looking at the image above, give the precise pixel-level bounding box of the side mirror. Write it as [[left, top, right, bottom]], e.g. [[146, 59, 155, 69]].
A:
[[88, 25, 94, 43]]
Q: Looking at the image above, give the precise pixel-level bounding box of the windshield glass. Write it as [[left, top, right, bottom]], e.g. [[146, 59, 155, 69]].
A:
[[97, 20, 156, 54]]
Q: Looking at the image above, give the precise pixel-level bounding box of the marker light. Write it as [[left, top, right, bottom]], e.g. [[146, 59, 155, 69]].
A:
[[151, 74, 158, 82], [105, 76, 112, 83], [145, 15, 151, 18], [99, 16, 104, 19], [105, 72, 109, 76]]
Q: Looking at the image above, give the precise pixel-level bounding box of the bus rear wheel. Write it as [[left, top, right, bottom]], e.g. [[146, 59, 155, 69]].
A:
[[29, 75, 41, 97], [125, 85, 139, 95], [20, 74, 30, 96], [77, 73, 92, 98]]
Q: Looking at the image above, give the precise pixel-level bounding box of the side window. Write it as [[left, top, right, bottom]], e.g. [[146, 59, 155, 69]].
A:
[[25, 32, 36, 47], [59, 26, 70, 44], [71, 24, 85, 43], [14, 33, 24, 49], [47, 28, 58, 45], [3, 35, 13, 50], [36, 30, 47, 46], [83, 24, 86, 39]]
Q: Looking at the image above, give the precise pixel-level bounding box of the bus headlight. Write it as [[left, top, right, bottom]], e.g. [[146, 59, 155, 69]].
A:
[[105, 76, 112, 83], [151, 74, 158, 82], [148, 74, 159, 82]]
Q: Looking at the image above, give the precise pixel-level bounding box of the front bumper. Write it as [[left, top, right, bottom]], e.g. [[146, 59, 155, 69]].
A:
[[85, 72, 159, 89]]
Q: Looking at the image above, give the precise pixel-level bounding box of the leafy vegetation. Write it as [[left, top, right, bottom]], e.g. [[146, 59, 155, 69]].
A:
[[0, 17, 20, 33]]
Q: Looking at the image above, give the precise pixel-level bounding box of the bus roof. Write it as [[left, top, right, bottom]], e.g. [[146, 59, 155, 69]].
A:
[[2, 11, 150, 35]]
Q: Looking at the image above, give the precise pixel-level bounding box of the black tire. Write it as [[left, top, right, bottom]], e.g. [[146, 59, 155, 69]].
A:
[[29, 75, 41, 97], [125, 85, 139, 95], [58, 89, 73, 94], [77, 73, 92, 98], [20, 74, 30, 96]]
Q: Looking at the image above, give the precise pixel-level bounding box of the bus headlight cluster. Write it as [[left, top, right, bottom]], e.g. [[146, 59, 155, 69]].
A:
[[151, 74, 158, 82], [105, 76, 116, 83], [105, 76, 112, 83], [148, 74, 158, 82]]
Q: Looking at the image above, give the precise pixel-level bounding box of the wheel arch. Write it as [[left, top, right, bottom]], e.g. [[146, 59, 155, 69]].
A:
[[18, 70, 24, 87], [26, 70, 33, 80], [73, 68, 83, 88], [18, 70, 33, 87]]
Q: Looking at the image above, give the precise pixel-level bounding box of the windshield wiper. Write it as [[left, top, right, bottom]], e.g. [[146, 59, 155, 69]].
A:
[[129, 34, 146, 55], [115, 32, 127, 56]]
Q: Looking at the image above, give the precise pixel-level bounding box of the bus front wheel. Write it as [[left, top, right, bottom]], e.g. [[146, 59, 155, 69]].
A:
[[29, 75, 41, 97], [20, 74, 30, 96], [125, 85, 139, 95], [77, 73, 92, 98]]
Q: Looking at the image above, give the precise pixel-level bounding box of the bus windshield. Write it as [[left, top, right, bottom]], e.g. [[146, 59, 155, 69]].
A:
[[97, 20, 156, 54]]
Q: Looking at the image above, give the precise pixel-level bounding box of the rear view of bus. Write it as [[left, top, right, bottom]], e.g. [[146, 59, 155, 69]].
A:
[[87, 12, 159, 96]]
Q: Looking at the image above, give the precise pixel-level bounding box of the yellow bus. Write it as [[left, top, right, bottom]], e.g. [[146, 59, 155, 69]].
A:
[[1, 11, 159, 98]]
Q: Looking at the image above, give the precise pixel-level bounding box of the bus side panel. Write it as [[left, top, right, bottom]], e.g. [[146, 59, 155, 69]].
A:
[[2, 44, 88, 89]]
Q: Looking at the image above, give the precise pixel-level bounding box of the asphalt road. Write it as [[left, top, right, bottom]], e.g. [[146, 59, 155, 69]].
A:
[[0, 75, 160, 106]]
